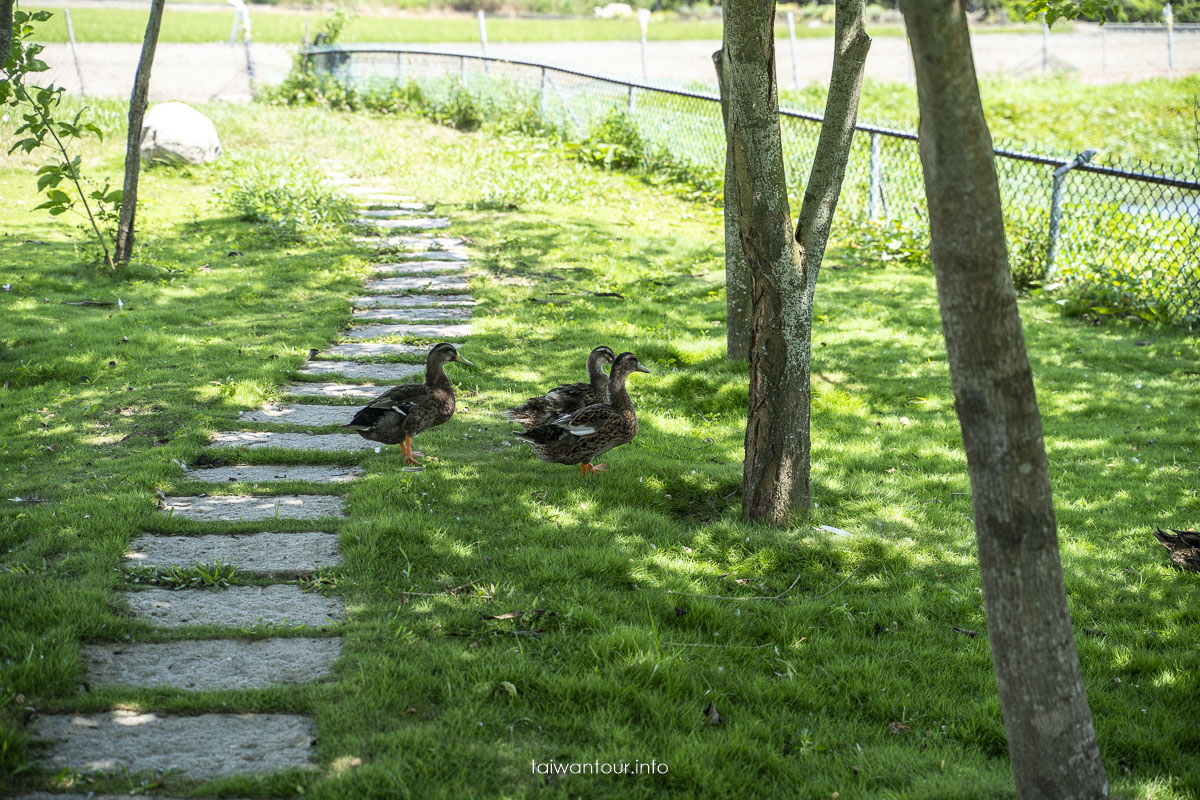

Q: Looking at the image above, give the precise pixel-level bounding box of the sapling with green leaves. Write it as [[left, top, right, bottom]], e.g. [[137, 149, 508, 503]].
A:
[[2, 7, 120, 267]]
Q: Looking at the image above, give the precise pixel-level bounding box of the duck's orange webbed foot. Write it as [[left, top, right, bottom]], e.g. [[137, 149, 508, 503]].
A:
[[580, 462, 609, 476]]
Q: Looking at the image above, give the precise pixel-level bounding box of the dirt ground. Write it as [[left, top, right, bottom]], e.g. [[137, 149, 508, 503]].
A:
[[35, 28, 1199, 103]]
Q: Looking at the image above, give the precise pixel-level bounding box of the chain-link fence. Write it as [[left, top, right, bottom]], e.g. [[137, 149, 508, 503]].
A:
[[308, 45, 1200, 325]]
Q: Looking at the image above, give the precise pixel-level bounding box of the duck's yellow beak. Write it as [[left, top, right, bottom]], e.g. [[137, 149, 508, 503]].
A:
[[454, 354, 474, 367], [634, 364, 650, 374]]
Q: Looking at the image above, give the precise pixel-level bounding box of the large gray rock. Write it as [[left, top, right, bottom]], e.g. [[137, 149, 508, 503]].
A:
[[140, 102, 221, 165]]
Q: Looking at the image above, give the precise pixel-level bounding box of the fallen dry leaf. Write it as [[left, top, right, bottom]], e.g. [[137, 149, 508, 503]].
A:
[[889, 721, 912, 735]]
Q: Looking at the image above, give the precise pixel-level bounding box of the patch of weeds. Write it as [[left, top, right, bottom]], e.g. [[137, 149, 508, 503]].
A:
[[213, 155, 355, 243], [123, 563, 238, 590]]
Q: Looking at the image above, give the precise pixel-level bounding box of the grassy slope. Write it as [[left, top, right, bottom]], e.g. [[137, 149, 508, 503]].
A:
[[23, 6, 1047, 44], [2, 104, 1199, 798], [782, 75, 1200, 168]]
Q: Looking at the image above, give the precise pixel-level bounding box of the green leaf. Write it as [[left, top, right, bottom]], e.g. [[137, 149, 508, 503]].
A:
[[45, 189, 72, 204]]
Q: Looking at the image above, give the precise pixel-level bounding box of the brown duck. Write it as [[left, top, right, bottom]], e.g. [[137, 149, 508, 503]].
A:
[[513, 351, 648, 476], [343, 342, 472, 470], [1154, 528, 1200, 571], [503, 345, 615, 429]]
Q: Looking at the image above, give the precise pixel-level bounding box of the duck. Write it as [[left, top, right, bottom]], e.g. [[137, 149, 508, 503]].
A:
[[343, 342, 472, 470], [503, 345, 615, 429], [513, 351, 649, 476], [1153, 528, 1200, 571]]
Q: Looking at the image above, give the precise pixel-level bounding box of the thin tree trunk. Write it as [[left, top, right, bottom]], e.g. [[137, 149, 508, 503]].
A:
[[723, 0, 868, 526], [113, 0, 165, 265], [899, 0, 1108, 796], [1, 0, 14, 69], [712, 49, 751, 362]]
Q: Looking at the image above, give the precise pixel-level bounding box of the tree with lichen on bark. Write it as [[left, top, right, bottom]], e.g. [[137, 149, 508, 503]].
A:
[[716, 0, 870, 526], [899, 0, 1109, 795]]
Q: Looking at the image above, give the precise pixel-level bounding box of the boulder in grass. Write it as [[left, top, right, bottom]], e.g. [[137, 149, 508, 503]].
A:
[[139, 102, 222, 165]]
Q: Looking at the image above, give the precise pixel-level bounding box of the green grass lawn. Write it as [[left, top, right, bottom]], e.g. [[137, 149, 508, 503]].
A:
[[23, 5, 1045, 44], [2, 101, 1198, 798]]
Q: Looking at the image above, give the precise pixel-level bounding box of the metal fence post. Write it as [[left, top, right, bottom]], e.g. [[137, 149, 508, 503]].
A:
[[1164, 3, 1175, 72], [787, 11, 800, 91], [539, 67, 548, 115], [1045, 148, 1097, 279], [396, 52, 404, 84], [1041, 22, 1049, 75], [64, 9, 86, 96], [868, 132, 882, 221], [628, 85, 636, 115], [460, 55, 467, 86]]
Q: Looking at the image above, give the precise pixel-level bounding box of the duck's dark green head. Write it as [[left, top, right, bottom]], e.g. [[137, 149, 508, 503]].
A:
[[612, 352, 650, 376], [429, 342, 473, 367]]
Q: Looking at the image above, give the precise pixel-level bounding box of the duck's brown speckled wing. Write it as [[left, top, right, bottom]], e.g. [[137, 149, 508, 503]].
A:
[[504, 381, 605, 429]]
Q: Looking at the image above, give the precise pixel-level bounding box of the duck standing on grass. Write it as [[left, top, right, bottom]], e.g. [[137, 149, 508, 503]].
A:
[[503, 345, 615, 429], [513, 351, 649, 476], [343, 342, 472, 471]]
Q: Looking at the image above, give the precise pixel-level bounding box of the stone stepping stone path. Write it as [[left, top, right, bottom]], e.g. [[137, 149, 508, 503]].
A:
[[346, 323, 473, 341], [127, 531, 342, 576], [359, 204, 428, 216], [125, 584, 342, 628], [238, 404, 358, 426], [365, 275, 471, 293], [299, 360, 425, 380], [161, 494, 346, 521], [31, 711, 317, 777], [362, 216, 451, 231], [284, 381, 395, 399], [392, 249, 469, 262], [184, 464, 362, 483], [370, 261, 465, 275], [37, 175, 478, 786], [354, 293, 477, 308], [353, 306, 474, 321], [211, 430, 379, 452], [82, 637, 342, 690]]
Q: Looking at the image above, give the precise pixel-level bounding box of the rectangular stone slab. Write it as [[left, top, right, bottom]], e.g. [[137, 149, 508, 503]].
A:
[[284, 382, 393, 399], [352, 307, 473, 321], [361, 217, 450, 230], [345, 186, 414, 199], [327, 341, 431, 358], [83, 637, 342, 691], [160, 495, 346, 522], [299, 360, 425, 380], [32, 711, 316, 776], [359, 204, 427, 215], [238, 404, 357, 426], [345, 323, 472, 341], [359, 234, 466, 252], [211, 431, 378, 452], [126, 531, 342, 576], [322, 342, 433, 360], [354, 293, 477, 308], [390, 249, 469, 262], [124, 584, 343, 628], [183, 464, 363, 483], [365, 275, 470, 293], [369, 261, 467, 275]]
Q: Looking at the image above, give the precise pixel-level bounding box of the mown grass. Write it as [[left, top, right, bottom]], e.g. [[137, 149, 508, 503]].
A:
[[782, 75, 1200, 168], [24, 5, 1044, 44], [2, 101, 1199, 799]]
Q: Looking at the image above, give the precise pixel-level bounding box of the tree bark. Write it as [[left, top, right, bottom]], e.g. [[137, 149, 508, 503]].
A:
[[113, 0, 165, 265], [723, 0, 869, 526], [2, 0, 15, 69], [899, 0, 1108, 797], [712, 49, 751, 362]]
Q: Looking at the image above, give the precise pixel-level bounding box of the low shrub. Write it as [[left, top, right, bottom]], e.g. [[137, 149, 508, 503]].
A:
[[215, 156, 355, 243]]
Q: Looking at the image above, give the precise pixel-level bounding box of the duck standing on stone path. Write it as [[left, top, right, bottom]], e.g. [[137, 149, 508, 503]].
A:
[[343, 342, 472, 471], [503, 345, 615, 429], [513, 352, 649, 476]]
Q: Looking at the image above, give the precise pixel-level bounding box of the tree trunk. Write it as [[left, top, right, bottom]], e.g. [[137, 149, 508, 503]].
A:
[[712, 49, 750, 362], [2, 0, 15, 69], [899, 0, 1109, 797], [113, 0, 165, 265], [721, 0, 869, 526]]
